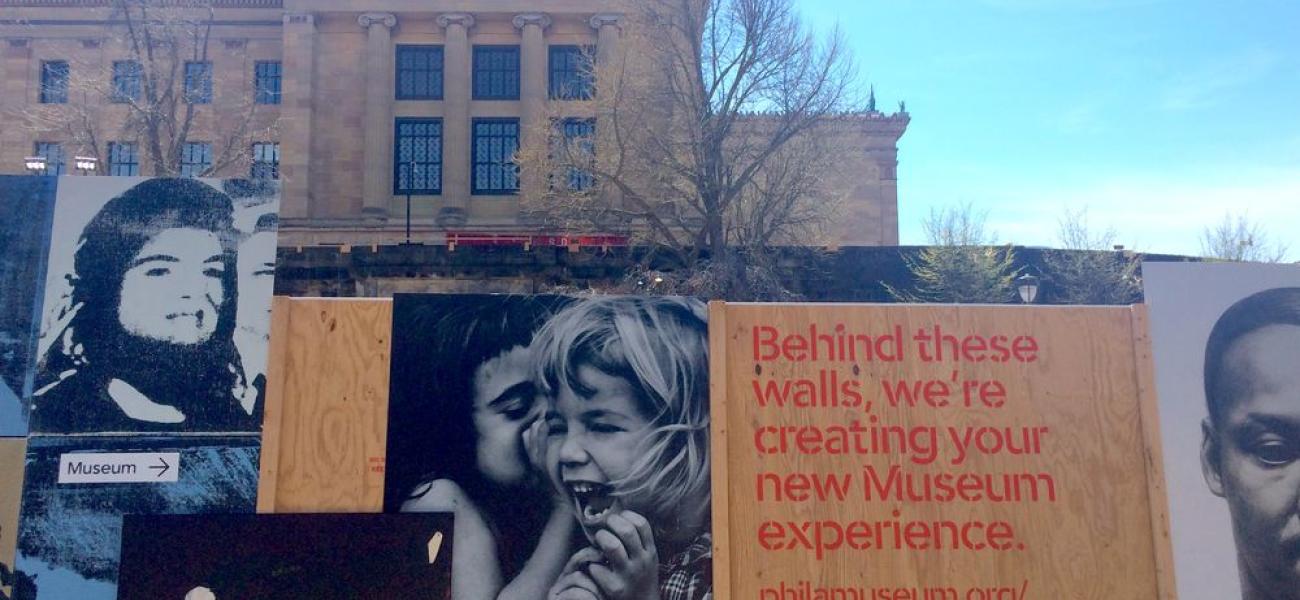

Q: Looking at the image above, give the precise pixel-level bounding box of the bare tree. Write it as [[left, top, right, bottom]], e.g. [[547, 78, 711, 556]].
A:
[[1200, 212, 1289, 263], [14, 0, 274, 176], [1041, 207, 1140, 305], [921, 202, 995, 246], [519, 0, 866, 298], [889, 204, 1020, 303]]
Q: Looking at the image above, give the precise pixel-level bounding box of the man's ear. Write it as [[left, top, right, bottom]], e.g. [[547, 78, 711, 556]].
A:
[[1201, 418, 1226, 498]]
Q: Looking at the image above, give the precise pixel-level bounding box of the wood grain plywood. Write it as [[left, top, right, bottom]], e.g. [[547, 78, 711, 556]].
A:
[[0, 437, 25, 598], [258, 298, 392, 513], [712, 303, 1161, 600]]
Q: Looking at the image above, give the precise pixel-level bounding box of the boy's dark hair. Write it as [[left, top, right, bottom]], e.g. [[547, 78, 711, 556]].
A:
[[385, 294, 573, 576], [1204, 287, 1300, 424]]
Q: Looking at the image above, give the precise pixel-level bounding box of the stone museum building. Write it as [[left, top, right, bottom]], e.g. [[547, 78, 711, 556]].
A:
[[0, 0, 908, 250]]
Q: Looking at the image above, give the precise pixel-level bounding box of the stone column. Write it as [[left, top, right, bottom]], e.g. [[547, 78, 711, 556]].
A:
[[437, 13, 475, 227], [589, 14, 624, 211], [514, 13, 551, 203], [589, 14, 622, 69], [358, 12, 397, 220], [279, 13, 315, 220], [1, 39, 33, 176], [871, 148, 901, 245]]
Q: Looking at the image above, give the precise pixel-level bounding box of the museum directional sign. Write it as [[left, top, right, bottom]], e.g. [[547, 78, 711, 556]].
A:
[[58, 452, 180, 484]]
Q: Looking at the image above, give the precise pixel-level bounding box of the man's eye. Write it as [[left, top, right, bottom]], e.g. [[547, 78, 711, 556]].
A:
[[545, 418, 566, 435], [1250, 439, 1299, 466], [145, 267, 170, 277], [589, 422, 624, 434]]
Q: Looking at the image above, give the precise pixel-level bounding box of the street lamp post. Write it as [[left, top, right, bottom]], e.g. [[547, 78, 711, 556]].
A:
[[403, 159, 414, 245]]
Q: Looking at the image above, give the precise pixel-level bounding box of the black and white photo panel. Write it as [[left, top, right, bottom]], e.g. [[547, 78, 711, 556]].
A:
[[13, 435, 260, 600], [117, 513, 454, 600], [29, 177, 279, 434], [385, 294, 714, 600], [1144, 262, 1300, 600], [0, 176, 56, 437]]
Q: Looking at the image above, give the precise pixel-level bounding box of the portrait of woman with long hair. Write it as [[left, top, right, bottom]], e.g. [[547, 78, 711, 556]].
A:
[[31, 178, 250, 433]]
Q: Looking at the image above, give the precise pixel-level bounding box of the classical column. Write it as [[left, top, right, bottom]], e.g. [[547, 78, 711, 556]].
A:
[[589, 14, 622, 68], [1, 39, 33, 177], [437, 13, 475, 227], [589, 14, 624, 211], [358, 12, 397, 220], [514, 13, 551, 203], [279, 13, 315, 220]]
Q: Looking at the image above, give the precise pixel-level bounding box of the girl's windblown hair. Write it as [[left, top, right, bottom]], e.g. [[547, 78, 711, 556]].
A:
[[533, 296, 711, 533]]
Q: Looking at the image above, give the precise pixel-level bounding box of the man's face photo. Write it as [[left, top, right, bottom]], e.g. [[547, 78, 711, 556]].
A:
[[1203, 323, 1300, 599]]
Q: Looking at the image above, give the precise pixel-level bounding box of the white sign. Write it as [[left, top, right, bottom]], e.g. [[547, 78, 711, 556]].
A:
[[58, 452, 180, 484]]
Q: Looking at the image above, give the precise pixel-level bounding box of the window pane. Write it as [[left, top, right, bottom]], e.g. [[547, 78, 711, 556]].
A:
[[560, 119, 596, 190], [181, 142, 212, 177], [109, 142, 139, 176], [255, 61, 281, 104], [394, 119, 443, 194], [112, 61, 142, 103], [473, 46, 520, 100], [40, 61, 69, 104], [472, 119, 519, 194], [396, 46, 443, 100], [34, 142, 65, 175], [251, 142, 280, 179], [184, 62, 212, 104], [549, 46, 594, 100]]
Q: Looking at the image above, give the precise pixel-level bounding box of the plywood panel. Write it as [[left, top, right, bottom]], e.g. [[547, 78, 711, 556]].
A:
[[713, 303, 1161, 600], [258, 298, 392, 513], [0, 437, 26, 599], [1131, 305, 1178, 600]]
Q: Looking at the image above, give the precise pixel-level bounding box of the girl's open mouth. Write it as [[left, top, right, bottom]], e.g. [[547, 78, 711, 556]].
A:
[[568, 481, 619, 527]]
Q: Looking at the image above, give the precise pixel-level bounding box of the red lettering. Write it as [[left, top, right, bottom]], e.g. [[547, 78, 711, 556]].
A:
[[1013, 336, 1039, 362]]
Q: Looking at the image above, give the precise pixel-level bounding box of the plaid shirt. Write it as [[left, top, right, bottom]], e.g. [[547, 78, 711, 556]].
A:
[[658, 532, 712, 600]]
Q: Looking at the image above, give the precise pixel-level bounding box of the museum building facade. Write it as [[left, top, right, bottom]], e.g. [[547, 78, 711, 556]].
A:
[[0, 0, 908, 249]]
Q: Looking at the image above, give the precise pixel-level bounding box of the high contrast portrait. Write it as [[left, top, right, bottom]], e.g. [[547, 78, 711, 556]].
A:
[[29, 177, 279, 434], [385, 293, 712, 600], [1146, 262, 1300, 600], [1199, 287, 1300, 600]]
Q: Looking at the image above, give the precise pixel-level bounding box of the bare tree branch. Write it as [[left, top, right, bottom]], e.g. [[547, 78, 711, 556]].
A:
[[518, 0, 868, 297], [1200, 212, 1290, 263], [8, 0, 276, 177]]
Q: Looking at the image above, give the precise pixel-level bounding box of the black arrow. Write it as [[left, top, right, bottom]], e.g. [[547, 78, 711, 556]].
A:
[[150, 457, 170, 478]]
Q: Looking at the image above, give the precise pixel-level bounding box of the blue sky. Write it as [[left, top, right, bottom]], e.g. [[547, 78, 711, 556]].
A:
[[797, 0, 1300, 257]]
